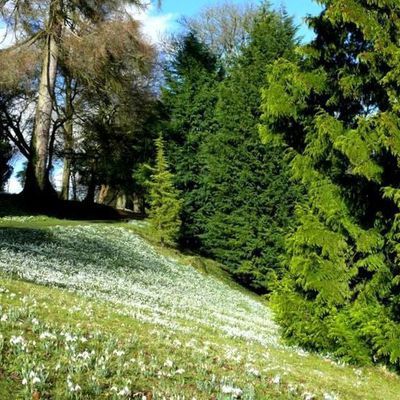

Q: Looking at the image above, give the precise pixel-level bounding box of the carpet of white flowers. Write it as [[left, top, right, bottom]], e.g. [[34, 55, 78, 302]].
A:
[[1, 221, 399, 399], [0, 225, 279, 346]]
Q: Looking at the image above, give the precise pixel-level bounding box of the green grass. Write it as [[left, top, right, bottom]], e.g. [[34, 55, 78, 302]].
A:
[[1, 214, 400, 399]]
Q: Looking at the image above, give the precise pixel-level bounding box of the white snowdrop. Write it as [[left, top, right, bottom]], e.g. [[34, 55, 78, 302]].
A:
[[113, 349, 125, 357], [118, 386, 131, 397], [164, 359, 173, 368], [272, 374, 281, 385], [221, 384, 243, 398]]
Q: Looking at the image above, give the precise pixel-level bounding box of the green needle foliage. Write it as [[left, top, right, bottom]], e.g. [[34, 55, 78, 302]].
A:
[[261, 0, 400, 367], [148, 135, 182, 247], [162, 32, 222, 248], [200, 5, 301, 292], [162, 5, 301, 292]]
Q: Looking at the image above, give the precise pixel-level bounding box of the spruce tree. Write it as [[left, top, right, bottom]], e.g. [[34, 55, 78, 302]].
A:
[[199, 6, 300, 291], [261, 0, 400, 366], [148, 135, 182, 247], [162, 33, 221, 248]]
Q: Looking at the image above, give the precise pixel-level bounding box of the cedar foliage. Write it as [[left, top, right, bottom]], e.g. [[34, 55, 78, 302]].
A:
[[261, 0, 400, 367], [148, 135, 182, 247]]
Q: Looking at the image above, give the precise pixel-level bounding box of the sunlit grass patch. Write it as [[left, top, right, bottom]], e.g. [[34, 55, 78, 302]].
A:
[[0, 218, 400, 399]]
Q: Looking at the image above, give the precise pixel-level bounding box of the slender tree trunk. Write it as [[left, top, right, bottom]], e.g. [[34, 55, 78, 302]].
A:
[[24, 2, 62, 199], [61, 78, 74, 201], [72, 171, 78, 201], [84, 173, 97, 204], [98, 184, 110, 204], [60, 139, 72, 200], [47, 122, 58, 177]]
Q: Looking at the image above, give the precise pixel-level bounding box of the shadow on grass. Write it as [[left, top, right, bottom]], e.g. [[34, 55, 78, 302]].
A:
[[0, 193, 144, 221]]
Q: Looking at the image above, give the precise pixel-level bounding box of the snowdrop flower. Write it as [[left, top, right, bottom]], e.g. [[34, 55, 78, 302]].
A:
[[39, 332, 57, 340], [246, 365, 260, 377], [64, 333, 77, 342], [118, 386, 131, 396], [67, 376, 81, 393], [287, 384, 297, 394], [10, 335, 26, 347], [113, 349, 125, 357], [173, 339, 182, 347], [164, 359, 173, 368], [272, 375, 281, 385], [221, 385, 243, 398], [323, 393, 338, 400], [1, 314, 8, 322], [77, 351, 91, 360]]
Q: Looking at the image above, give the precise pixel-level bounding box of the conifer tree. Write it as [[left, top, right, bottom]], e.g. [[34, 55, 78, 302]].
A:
[[162, 33, 221, 247], [261, 0, 400, 366], [200, 6, 300, 291], [148, 135, 182, 246]]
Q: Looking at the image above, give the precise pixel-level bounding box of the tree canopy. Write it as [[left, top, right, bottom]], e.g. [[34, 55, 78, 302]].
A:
[[261, 0, 400, 367]]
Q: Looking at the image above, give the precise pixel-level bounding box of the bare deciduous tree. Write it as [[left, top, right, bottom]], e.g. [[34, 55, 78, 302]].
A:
[[179, 1, 258, 63], [0, 0, 155, 200]]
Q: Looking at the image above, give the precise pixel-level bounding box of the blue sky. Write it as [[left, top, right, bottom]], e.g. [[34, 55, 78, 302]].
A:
[[152, 0, 323, 42]]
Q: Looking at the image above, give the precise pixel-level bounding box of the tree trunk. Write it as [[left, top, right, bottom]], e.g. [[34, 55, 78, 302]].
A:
[[61, 78, 74, 201], [60, 144, 72, 200], [71, 171, 78, 201], [98, 184, 110, 204], [84, 173, 97, 204], [24, 2, 62, 200]]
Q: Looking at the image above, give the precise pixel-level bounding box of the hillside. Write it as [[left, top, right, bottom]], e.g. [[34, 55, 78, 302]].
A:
[[1, 216, 400, 399]]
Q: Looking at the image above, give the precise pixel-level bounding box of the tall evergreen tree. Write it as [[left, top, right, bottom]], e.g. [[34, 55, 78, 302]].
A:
[[200, 6, 300, 291], [261, 0, 400, 366], [148, 135, 182, 246], [162, 33, 221, 247]]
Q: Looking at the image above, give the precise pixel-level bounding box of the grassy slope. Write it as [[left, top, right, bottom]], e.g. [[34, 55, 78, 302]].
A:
[[0, 215, 399, 399]]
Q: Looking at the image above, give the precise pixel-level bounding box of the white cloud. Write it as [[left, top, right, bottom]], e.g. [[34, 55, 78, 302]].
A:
[[126, 4, 176, 44], [6, 176, 22, 194], [0, 25, 16, 49]]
